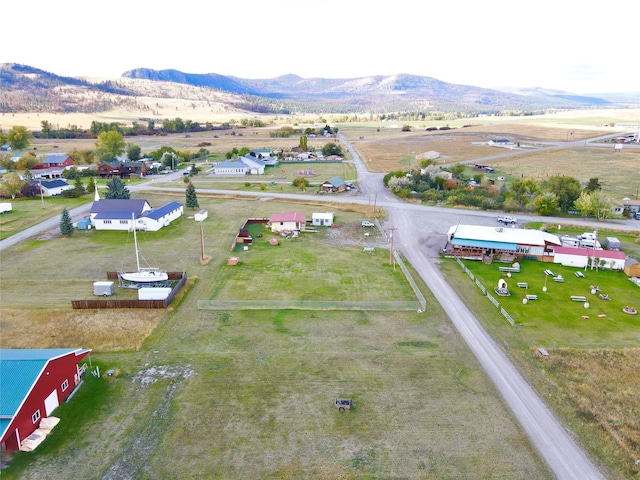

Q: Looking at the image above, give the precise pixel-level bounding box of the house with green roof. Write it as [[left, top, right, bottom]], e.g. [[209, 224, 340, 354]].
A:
[[0, 348, 91, 451]]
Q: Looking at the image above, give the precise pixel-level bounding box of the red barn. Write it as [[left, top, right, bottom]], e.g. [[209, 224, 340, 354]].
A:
[[0, 348, 91, 451]]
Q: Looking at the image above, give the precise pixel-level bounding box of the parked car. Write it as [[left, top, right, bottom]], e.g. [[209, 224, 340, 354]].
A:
[[497, 216, 517, 225], [361, 220, 375, 227], [634, 212, 640, 220]]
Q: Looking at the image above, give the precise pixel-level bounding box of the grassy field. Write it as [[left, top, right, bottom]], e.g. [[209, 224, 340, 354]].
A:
[[2, 112, 640, 478], [0, 195, 554, 479], [0, 196, 89, 240]]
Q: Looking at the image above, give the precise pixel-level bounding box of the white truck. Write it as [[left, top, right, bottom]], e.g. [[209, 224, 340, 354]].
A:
[[497, 216, 517, 225]]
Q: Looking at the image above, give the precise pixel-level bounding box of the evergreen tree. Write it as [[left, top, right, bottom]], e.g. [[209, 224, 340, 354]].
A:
[[71, 176, 86, 197], [60, 208, 74, 236], [185, 182, 199, 209], [104, 178, 130, 199]]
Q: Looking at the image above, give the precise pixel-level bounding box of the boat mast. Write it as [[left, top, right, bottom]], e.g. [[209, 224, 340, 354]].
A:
[[132, 213, 140, 272]]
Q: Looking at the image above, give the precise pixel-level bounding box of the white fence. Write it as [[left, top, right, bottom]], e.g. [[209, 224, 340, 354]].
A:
[[457, 258, 515, 327]]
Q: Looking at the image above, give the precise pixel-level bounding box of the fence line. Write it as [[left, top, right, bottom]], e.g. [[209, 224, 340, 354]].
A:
[[72, 272, 186, 309], [393, 251, 427, 311], [456, 259, 516, 327], [486, 293, 500, 309], [501, 307, 515, 326], [197, 300, 421, 311]]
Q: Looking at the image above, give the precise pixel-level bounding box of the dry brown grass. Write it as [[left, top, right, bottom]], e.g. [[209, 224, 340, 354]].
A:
[[488, 147, 640, 199], [533, 347, 640, 477], [0, 308, 163, 352], [340, 121, 632, 173]]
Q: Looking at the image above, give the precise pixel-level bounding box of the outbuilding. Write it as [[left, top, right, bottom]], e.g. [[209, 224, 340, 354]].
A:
[[312, 212, 334, 227], [553, 246, 626, 270], [0, 348, 91, 451]]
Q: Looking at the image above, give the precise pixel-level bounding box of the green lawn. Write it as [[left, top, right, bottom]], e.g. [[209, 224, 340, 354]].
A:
[[448, 258, 640, 348], [0, 196, 90, 240]]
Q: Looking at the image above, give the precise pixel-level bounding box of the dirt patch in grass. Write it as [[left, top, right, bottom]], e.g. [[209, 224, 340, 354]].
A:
[[0, 309, 164, 351]]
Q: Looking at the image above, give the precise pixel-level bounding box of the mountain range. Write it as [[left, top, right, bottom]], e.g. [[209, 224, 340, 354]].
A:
[[1, 63, 637, 116]]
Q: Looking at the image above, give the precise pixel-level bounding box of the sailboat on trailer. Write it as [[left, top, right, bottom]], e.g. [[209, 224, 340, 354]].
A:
[[119, 214, 168, 283]]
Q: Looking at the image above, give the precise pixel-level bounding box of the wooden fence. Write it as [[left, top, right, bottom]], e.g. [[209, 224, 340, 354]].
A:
[[71, 272, 186, 309]]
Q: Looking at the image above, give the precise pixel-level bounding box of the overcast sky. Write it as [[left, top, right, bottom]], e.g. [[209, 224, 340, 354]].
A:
[[3, 0, 637, 94]]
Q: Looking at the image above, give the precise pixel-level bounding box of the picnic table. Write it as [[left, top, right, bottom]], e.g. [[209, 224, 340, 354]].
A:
[[571, 295, 587, 302], [499, 266, 520, 273], [517, 282, 528, 288], [553, 275, 564, 282], [526, 294, 538, 300], [575, 271, 585, 278]]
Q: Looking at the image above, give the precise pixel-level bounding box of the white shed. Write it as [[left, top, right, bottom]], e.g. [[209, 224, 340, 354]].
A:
[[312, 212, 334, 227]]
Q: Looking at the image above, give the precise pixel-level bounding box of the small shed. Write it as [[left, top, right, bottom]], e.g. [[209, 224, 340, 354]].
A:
[[624, 257, 640, 277], [195, 210, 208, 222], [312, 212, 334, 227], [76, 219, 91, 230]]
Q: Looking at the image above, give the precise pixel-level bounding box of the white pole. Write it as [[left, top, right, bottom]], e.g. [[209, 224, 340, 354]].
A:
[[132, 213, 140, 271]]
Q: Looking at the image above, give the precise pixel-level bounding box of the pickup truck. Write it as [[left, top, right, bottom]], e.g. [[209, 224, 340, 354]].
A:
[[497, 216, 517, 225]]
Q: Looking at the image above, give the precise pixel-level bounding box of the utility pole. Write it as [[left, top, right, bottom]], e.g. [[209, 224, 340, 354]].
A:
[[39, 178, 44, 208], [199, 221, 205, 262], [388, 226, 398, 270]]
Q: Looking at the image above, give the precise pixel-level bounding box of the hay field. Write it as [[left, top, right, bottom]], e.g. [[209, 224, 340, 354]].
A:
[[339, 118, 636, 174], [487, 147, 640, 199]]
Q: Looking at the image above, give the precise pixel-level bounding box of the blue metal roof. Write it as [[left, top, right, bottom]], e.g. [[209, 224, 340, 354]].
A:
[[144, 202, 183, 220], [0, 349, 89, 438], [452, 238, 517, 251], [40, 179, 70, 188]]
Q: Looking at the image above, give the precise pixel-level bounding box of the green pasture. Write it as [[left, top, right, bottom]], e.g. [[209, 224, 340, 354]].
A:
[[445, 258, 640, 349], [0, 197, 90, 241]]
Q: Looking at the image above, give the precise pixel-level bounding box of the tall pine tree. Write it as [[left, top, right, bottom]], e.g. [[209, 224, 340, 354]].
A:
[[60, 208, 74, 236], [104, 178, 130, 199], [185, 182, 199, 209]]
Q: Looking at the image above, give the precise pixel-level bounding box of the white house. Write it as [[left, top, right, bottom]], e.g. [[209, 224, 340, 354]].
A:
[[212, 160, 249, 176], [239, 156, 266, 175], [39, 179, 73, 196], [312, 212, 334, 227], [141, 202, 184, 232], [269, 212, 306, 233]]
